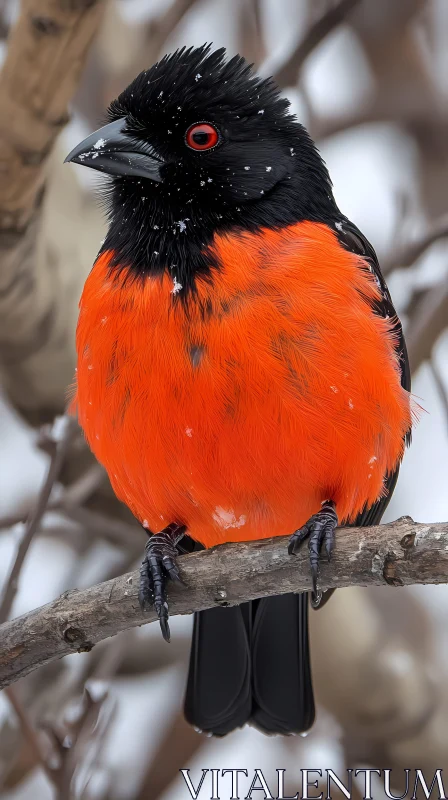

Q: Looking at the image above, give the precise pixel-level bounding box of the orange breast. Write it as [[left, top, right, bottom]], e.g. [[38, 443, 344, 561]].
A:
[[72, 222, 411, 547]]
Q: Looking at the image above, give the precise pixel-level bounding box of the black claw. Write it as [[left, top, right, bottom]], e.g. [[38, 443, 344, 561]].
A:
[[138, 559, 153, 611], [160, 615, 171, 643], [288, 502, 338, 602], [138, 524, 185, 641], [162, 556, 183, 583], [324, 523, 335, 561], [287, 524, 310, 555], [311, 588, 323, 609]]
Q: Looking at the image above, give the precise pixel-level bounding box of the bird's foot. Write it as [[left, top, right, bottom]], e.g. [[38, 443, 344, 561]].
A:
[[288, 501, 338, 608], [138, 523, 185, 642]]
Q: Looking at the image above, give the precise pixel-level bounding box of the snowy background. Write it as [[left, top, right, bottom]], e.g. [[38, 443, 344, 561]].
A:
[[1, 0, 448, 798]]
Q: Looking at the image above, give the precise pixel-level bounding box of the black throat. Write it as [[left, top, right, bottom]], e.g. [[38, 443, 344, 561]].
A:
[[100, 157, 340, 296]]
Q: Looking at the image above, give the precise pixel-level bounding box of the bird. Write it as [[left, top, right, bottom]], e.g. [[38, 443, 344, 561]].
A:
[[65, 45, 412, 737]]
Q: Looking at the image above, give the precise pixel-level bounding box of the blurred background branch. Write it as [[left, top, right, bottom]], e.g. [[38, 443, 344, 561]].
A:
[[0, 415, 77, 623], [0, 0, 106, 420], [0, 0, 448, 798], [271, 0, 362, 85]]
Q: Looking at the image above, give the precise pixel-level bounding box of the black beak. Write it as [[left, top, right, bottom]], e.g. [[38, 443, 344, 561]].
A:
[[64, 118, 164, 182]]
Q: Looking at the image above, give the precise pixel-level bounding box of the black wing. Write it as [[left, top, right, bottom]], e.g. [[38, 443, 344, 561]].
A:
[[334, 216, 411, 527]]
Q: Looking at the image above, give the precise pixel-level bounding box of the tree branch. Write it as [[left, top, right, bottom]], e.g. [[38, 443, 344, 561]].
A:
[[406, 278, 448, 373], [0, 0, 105, 229], [4, 686, 56, 785], [0, 516, 446, 691], [429, 360, 448, 433], [382, 212, 448, 275], [271, 0, 361, 87], [0, 415, 77, 623], [0, 0, 106, 417]]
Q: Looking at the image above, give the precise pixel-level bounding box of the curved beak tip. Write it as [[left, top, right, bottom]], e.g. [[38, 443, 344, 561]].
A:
[[63, 119, 164, 182]]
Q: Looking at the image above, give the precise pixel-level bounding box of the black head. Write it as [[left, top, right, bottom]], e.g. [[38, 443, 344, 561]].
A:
[[66, 45, 339, 292]]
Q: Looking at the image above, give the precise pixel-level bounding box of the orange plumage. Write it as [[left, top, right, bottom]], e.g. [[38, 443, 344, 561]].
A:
[[73, 221, 411, 548]]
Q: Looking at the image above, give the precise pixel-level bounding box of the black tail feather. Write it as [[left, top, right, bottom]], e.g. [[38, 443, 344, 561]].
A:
[[184, 605, 252, 736], [184, 593, 314, 736], [251, 593, 315, 734]]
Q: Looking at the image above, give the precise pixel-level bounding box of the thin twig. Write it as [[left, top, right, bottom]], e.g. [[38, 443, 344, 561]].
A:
[[0, 464, 138, 556], [239, 0, 266, 68], [406, 279, 448, 373], [0, 461, 104, 531], [0, 417, 77, 623], [146, 0, 198, 57], [56, 631, 130, 797], [5, 687, 56, 786], [61, 505, 143, 552], [16, 636, 128, 797], [61, 463, 105, 508], [382, 213, 448, 275], [0, 516, 447, 691], [271, 0, 361, 86], [135, 709, 208, 800], [429, 360, 448, 432]]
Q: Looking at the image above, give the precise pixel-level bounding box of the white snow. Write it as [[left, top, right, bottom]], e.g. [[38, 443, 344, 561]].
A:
[[212, 507, 247, 529], [93, 138, 106, 150], [171, 276, 183, 295]]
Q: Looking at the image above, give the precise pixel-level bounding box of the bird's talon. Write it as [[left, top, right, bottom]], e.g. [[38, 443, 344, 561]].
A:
[[288, 524, 310, 555], [311, 567, 319, 596], [162, 556, 183, 583], [160, 617, 171, 643], [288, 502, 338, 598], [311, 588, 323, 609], [138, 524, 184, 641]]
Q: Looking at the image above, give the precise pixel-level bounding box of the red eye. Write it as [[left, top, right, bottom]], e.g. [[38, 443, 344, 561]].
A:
[[186, 122, 220, 151]]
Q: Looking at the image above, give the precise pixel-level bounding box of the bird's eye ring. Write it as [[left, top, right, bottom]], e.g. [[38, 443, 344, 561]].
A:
[[185, 122, 220, 151]]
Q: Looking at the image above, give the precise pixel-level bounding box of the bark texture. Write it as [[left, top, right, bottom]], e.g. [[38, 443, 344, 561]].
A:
[[0, 516, 446, 690], [0, 0, 105, 416]]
